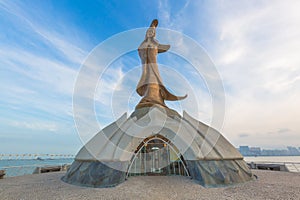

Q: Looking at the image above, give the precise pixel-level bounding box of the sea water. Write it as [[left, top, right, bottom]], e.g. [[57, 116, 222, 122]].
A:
[[0, 158, 73, 177]]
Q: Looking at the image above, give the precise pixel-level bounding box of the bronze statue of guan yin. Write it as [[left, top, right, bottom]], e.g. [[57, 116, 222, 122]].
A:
[[135, 19, 187, 115], [62, 19, 254, 189]]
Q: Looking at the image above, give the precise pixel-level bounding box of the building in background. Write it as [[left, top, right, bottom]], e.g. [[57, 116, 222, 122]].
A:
[[239, 146, 300, 156]]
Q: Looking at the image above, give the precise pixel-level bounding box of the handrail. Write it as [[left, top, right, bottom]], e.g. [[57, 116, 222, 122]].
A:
[[0, 162, 72, 169], [247, 161, 300, 164], [0, 162, 72, 178], [247, 161, 300, 173], [291, 163, 300, 172], [0, 154, 75, 160]]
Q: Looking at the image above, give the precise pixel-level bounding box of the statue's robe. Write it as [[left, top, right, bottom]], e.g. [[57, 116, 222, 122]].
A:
[[136, 39, 187, 109]]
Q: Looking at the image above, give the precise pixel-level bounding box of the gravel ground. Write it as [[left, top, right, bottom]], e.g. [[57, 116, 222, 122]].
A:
[[0, 170, 299, 200]]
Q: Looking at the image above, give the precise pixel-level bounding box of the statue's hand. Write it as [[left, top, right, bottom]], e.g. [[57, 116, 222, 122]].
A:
[[158, 44, 170, 53]]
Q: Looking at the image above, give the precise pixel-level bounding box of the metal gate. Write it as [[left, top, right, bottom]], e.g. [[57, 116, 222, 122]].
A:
[[126, 135, 190, 178]]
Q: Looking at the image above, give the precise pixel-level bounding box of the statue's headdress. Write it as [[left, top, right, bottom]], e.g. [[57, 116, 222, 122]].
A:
[[145, 19, 158, 39], [150, 19, 158, 28]]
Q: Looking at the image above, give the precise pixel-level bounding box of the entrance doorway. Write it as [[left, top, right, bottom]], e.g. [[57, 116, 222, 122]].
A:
[[126, 135, 190, 178]]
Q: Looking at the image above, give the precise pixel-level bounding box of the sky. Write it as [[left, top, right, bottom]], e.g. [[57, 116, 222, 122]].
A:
[[0, 0, 300, 154]]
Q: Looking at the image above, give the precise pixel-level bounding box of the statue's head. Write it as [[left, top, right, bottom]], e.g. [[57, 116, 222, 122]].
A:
[[145, 19, 158, 39], [146, 28, 155, 38]]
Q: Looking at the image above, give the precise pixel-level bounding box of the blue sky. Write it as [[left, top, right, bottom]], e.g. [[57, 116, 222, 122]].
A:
[[1, 0, 300, 154]]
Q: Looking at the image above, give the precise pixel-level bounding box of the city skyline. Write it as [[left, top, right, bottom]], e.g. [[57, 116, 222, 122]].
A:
[[238, 145, 300, 156]]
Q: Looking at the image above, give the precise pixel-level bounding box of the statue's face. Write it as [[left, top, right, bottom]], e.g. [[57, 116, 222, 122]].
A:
[[146, 28, 155, 38]]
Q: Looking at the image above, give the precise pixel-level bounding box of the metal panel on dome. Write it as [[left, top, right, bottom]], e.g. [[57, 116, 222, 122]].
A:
[[183, 111, 243, 160]]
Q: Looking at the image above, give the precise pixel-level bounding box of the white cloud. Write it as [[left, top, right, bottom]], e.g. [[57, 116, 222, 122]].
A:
[[158, 0, 191, 32], [10, 121, 58, 132], [1, 0, 299, 150], [0, 0, 87, 65], [156, 0, 300, 148], [0, 1, 89, 140], [0, 47, 78, 95], [205, 1, 300, 147]]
